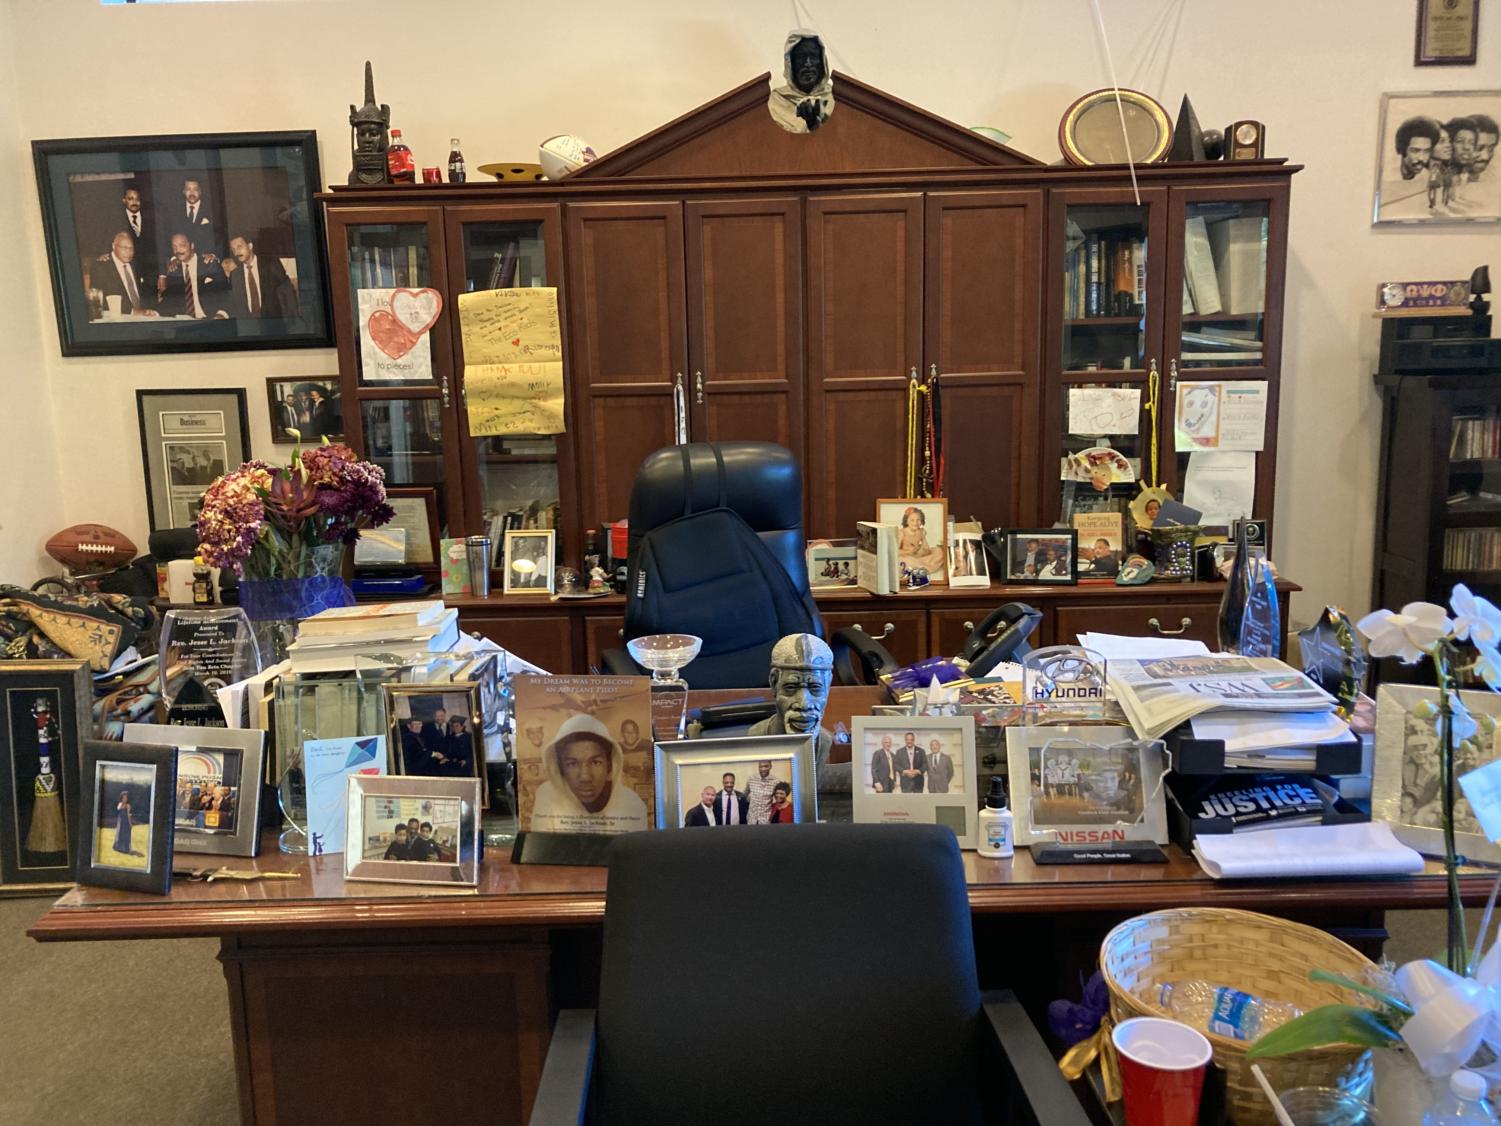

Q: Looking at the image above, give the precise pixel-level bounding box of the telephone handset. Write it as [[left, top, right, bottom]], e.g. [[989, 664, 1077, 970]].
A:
[[957, 602, 1043, 678]]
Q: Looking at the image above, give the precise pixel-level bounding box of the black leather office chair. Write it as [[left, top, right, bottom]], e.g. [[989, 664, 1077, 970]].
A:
[[602, 442, 839, 689], [528, 824, 1090, 1126]]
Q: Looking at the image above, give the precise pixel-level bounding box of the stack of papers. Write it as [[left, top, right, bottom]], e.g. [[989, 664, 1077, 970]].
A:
[[287, 601, 460, 672], [1193, 822, 1424, 879], [1189, 710, 1355, 771], [1110, 656, 1336, 741]]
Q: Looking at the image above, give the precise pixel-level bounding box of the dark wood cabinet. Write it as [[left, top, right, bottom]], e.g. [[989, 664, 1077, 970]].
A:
[[566, 201, 687, 533], [321, 71, 1297, 674], [685, 197, 804, 453], [805, 192, 924, 538]]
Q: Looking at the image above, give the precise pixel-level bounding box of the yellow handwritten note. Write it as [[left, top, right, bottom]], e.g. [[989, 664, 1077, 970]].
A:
[[457, 287, 566, 436]]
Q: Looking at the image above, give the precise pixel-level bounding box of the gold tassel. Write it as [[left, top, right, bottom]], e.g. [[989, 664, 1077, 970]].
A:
[[1057, 1014, 1123, 1103]]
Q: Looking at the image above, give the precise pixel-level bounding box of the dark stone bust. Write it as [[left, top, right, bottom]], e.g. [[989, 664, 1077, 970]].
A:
[[348, 61, 390, 186]]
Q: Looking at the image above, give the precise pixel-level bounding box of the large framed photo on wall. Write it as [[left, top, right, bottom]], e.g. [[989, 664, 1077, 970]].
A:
[[33, 131, 331, 355], [1372, 91, 1501, 224]]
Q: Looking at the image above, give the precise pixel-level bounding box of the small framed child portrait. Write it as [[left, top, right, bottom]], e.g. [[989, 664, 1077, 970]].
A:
[[77, 739, 177, 894]]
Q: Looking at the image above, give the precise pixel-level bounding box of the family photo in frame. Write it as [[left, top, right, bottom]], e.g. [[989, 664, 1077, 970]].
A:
[[1003, 529, 1078, 584], [345, 775, 480, 887], [1373, 90, 1501, 224], [33, 131, 331, 355]]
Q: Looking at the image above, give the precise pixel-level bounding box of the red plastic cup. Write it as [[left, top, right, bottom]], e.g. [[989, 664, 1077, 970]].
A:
[[1112, 1017, 1212, 1126]]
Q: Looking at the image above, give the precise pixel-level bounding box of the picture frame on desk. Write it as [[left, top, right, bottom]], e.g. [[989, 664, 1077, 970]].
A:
[[385, 684, 490, 809], [383, 487, 440, 567], [0, 660, 92, 890], [1374, 683, 1501, 863], [851, 716, 978, 847], [136, 388, 251, 531], [503, 529, 556, 595], [877, 498, 949, 585], [1002, 529, 1078, 585], [266, 375, 343, 444], [123, 723, 265, 859], [76, 739, 176, 895], [656, 735, 815, 828], [1005, 726, 1168, 847], [345, 774, 480, 887], [33, 131, 331, 356], [947, 532, 990, 588]]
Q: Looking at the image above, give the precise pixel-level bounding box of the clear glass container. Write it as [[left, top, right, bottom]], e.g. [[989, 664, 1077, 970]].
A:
[[627, 634, 703, 740]]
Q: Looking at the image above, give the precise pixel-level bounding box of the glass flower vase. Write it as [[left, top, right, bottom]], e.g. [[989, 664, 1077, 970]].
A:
[[238, 543, 354, 666]]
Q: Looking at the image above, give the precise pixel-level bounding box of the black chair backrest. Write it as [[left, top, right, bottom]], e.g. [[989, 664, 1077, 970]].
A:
[[594, 824, 985, 1125], [623, 442, 822, 688]]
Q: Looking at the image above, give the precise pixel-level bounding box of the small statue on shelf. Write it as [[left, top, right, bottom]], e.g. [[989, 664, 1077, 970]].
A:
[[587, 566, 609, 594], [348, 61, 391, 186], [748, 634, 846, 792], [768, 30, 834, 135]]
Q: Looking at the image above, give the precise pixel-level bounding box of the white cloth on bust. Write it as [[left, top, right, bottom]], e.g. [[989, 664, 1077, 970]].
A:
[[767, 29, 834, 135]]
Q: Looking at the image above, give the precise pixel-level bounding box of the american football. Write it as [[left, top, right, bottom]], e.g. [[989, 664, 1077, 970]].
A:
[[45, 524, 137, 572]]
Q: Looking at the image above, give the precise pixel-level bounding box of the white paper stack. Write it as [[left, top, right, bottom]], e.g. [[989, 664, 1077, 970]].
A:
[[1110, 655, 1336, 741], [1190, 709, 1356, 771], [1193, 822, 1424, 879], [287, 602, 460, 672]]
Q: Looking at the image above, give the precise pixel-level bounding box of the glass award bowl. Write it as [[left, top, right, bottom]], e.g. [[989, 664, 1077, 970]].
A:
[[626, 634, 702, 682]]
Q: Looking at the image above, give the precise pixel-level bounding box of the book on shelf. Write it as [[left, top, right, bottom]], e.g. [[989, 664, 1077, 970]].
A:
[[855, 521, 899, 596], [1063, 230, 1146, 320], [1182, 216, 1223, 315], [1206, 216, 1266, 316], [1444, 527, 1501, 571], [1451, 412, 1501, 459]]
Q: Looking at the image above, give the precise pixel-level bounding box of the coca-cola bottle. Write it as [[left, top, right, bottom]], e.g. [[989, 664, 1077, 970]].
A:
[[447, 138, 467, 183], [386, 128, 416, 183]]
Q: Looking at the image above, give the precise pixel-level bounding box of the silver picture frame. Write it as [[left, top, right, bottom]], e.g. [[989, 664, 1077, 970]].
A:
[[654, 734, 815, 829], [851, 715, 979, 847], [344, 774, 480, 886], [1004, 725, 1168, 846], [1374, 683, 1501, 863], [124, 722, 266, 858]]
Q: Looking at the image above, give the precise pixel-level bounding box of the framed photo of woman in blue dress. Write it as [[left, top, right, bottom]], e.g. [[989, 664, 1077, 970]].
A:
[[77, 739, 176, 894]]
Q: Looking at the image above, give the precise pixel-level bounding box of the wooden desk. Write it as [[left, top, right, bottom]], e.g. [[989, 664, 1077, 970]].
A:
[[26, 685, 1448, 1126]]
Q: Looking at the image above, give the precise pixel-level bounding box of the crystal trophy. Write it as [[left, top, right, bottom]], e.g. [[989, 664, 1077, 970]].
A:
[[157, 607, 260, 722], [1237, 549, 1281, 659], [626, 634, 702, 741]]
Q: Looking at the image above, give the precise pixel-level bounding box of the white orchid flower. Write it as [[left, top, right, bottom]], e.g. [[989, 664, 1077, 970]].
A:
[[1475, 643, 1501, 692], [1450, 693, 1479, 744], [1356, 602, 1453, 664], [1451, 584, 1501, 645]]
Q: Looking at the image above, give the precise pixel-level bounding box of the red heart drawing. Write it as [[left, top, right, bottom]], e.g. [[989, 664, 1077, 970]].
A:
[[368, 309, 420, 359], [511, 338, 521, 346], [390, 287, 443, 335]]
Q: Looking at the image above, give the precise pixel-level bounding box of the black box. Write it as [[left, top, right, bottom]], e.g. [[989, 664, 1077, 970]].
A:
[[1166, 774, 1369, 850]]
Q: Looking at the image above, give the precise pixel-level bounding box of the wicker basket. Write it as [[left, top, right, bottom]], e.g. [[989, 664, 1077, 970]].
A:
[[1101, 908, 1377, 1124]]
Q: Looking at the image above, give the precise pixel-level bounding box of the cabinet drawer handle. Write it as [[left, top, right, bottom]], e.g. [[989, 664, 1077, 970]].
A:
[[441, 373, 451, 409], [962, 620, 976, 632], [1149, 616, 1192, 636], [854, 622, 897, 638], [617, 628, 624, 638], [695, 371, 705, 404]]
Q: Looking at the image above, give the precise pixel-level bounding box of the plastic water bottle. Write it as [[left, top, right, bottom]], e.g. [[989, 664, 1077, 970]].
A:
[[1424, 1070, 1497, 1125], [1156, 980, 1301, 1041]]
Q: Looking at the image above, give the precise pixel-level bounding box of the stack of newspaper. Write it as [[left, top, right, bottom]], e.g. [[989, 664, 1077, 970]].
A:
[[1109, 655, 1337, 741]]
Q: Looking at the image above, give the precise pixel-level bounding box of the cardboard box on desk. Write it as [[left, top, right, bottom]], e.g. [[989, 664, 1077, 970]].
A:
[[1165, 773, 1368, 850]]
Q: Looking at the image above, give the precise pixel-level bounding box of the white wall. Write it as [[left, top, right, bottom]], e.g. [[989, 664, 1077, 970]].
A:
[[2, 0, 1498, 623]]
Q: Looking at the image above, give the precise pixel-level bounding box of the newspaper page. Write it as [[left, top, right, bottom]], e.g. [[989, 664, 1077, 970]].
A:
[[1109, 656, 1335, 740]]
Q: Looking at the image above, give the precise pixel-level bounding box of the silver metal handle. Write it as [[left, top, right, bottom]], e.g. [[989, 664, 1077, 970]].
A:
[[673, 373, 688, 444], [853, 622, 897, 639], [1168, 358, 1178, 393], [695, 371, 704, 405], [1148, 616, 1192, 636], [962, 620, 976, 632], [441, 374, 451, 409]]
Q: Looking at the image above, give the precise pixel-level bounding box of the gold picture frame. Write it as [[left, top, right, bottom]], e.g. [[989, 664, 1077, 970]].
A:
[[1059, 89, 1174, 166]]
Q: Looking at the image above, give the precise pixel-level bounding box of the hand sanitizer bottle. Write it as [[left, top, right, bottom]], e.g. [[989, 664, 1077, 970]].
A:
[[978, 776, 1013, 858]]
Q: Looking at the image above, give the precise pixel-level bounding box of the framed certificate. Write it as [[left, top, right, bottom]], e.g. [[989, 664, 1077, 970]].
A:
[[1416, 0, 1480, 66]]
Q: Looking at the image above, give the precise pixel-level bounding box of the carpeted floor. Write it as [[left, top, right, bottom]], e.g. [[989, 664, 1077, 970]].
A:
[[0, 894, 1467, 1125], [0, 895, 236, 1126]]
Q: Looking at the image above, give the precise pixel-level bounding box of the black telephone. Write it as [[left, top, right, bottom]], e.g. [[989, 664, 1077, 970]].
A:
[[828, 601, 1042, 686]]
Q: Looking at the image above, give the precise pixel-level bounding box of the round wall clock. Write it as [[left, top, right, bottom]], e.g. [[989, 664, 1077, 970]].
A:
[[1058, 89, 1174, 166]]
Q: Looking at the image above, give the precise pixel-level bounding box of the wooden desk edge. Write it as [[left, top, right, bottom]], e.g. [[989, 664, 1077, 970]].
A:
[[29, 872, 1495, 942]]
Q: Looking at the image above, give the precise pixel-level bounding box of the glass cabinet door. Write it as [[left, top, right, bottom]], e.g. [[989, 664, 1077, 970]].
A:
[[1161, 185, 1289, 522], [446, 205, 567, 555], [327, 206, 462, 541], [1045, 190, 1167, 524]]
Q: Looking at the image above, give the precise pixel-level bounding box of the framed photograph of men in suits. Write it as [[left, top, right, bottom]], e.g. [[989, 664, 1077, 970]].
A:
[[33, 131, 331, 356], [654, 735, 816, 829], [851, 715, 978, 847]]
